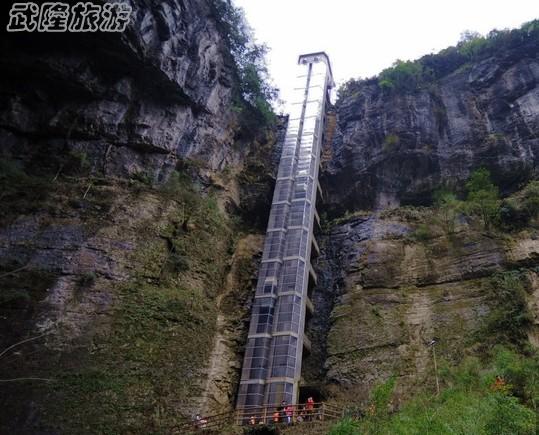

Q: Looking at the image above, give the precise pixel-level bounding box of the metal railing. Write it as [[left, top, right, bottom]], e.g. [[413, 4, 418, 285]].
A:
[[177, 401, 344, 433]]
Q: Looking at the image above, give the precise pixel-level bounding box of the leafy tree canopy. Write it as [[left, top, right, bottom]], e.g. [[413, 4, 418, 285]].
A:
[[210, 0, 277, 127], [338, 19, 539, 98]]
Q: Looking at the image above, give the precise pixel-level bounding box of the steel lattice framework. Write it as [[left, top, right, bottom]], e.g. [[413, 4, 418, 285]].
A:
[[236, 52, 334, 409]]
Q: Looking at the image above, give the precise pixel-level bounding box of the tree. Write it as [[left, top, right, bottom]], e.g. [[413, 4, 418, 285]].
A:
[[210, 0, 277, 126], [434, 189, 461, 234], [379, 60, 427, 92], [458, 31, 488, 60], [522, 181, 539, 217], [465, 168, 500, 230]]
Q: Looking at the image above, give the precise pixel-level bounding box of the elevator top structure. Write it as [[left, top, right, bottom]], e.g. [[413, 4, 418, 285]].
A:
[[236, 52, 334, 412], [298, 52, 334, 87]]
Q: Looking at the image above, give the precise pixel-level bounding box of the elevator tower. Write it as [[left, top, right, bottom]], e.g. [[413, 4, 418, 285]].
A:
[[236, 52, 334, 410]]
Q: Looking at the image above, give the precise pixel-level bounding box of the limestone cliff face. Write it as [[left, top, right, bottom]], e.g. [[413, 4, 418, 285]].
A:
[[1, 0, 247, 180], [1, 1, 538, 430], [322, 37, 539, 214], [306, 210, 539, 403], [0, 1, 276, 433], [310, 33, 539, 406]]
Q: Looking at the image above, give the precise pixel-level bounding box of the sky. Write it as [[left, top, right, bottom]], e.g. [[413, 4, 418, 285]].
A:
[[233, 0, 539, 110]]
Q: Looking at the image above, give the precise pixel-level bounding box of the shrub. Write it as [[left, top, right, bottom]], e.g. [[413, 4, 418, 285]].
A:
[[465, 168, 500, 230], [65, 150, 90, 174], [482, 271, 533, 346], [328, 417, 361, 435], [77, 272, 96, 288], [484, 393, 536, 435], [131, 170, 153, 186], [383, 133, 399, 151], [412, 223, 432, 241], [350, 348, 538, 435], [492, 346, 539, 408], [371, 20, 539, 97], [458, 31, 489, 60], [433, 189, 462, 234], [378, 59, 430, 92], [168, 250, 190, 273], [522, 180, 539, 217], [498, 198, 529, 231]]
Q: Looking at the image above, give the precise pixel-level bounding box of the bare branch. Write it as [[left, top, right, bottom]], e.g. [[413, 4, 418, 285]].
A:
[[0, 263, 30, 279], [83, 182, 93, 199], [0, 377, 53, 383], [0, 333, 48, 360]]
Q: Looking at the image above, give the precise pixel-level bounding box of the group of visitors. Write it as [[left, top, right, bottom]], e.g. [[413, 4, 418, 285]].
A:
[[193, 413, 207, 429], [195, 396, 319, 429], [265, 396, 316, 426]]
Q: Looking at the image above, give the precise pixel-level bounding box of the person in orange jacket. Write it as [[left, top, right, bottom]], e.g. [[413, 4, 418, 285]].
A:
[[272, 409, 281, 424]]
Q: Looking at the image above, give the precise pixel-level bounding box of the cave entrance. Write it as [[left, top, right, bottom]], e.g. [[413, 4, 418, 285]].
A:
[[298, 385, 325, 404]]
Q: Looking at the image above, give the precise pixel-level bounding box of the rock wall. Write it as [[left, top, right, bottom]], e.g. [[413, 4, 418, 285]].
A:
[[0, 1, 278, 433], [305, 207, 539, 405], [309, 33, 539, 406], [0, 0, 248, 181], [322, 37, 539, 215]]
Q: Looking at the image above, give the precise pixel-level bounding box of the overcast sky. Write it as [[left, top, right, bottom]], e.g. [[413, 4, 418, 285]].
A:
[[233, 0, 538, 110]]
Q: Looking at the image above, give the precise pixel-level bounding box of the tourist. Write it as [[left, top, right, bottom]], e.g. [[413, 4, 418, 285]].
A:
[[284, 403, 294, 424], [306, 396, 315, 420], [194, 413, 207, 429]]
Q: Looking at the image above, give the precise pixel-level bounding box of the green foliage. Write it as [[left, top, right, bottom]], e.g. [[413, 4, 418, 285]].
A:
[[378, 59, 431, 92], [65, 149, 90, 174], [370, 376, 396, 417], [0, 288, 31, 305], [168, 250, 190, 273], [131, 170, 153, 186], [499, 198, 529, 231], [412, 223, 432, 242], [465, 168, 500, 230], [492, 346, 539, 409], [365, 20, 539, 98], [522, 180, 539, 216], [348, 348, 538, 434], [499, 180, 539, 230], [337, 78, 365, 101], [382, 133, 399, 151], [484, 393, 536, 435], [243, 426, 277, 435], [458, 31, 489, 60], [328, 417, 361, 435], [35, 171, 235, 434], [210, 0, 276, 127], [433, 189, 462, 234], [76, 272, 96, 288], [481, 271, 533, 347], [0, 158, 51, 221], [439, 356, 483, 392]]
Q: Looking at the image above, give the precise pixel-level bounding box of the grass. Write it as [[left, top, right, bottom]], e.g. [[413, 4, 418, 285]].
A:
[[331, 347, 539, 435]]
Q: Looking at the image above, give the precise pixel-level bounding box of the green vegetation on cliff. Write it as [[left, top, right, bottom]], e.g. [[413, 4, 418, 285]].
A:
[[338, 19, 539, 97], [331, 347, 538, 434], [210, 0, 277, 126], [43, 173, 234, 434], [0, 158, 247, 434]]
